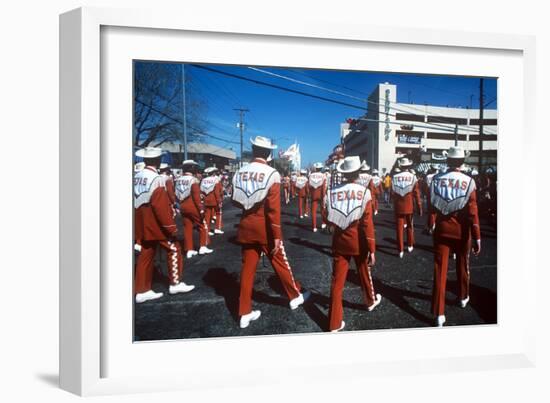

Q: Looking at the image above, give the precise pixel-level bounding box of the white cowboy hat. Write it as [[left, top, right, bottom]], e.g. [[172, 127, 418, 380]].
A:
[[337, 156, 361, 174], [159, 162, 170, 169], [134, 162, 145, 172], [300, 169, 308, 174], [471, 169, 479, 176], [398, 157, 413, 168], [204, 167, 216, 174], [135, 146, 162, 159], [313, 162, 323, 169], [442, 146, 471, 159], [372, 169, 379, 174], [250, 136, 277, 150], [182, 159, 199, 167], [360, 160, 370, 171]]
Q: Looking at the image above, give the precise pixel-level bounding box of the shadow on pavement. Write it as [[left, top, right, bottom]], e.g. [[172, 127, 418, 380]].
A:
[[287, 237, 332, 257], [202, 267, 240, 323], [448, 280, 497, 323]]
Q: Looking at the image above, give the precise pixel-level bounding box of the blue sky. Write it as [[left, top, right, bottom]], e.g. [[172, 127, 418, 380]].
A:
[[146, 62, 497, 166]]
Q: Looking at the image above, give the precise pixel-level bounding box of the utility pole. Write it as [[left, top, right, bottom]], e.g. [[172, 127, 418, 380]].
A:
[[454, 124, 459, 146], [478, 78, 484, 173], [234, 107, 249, 167], [182, 64, 188, 161]]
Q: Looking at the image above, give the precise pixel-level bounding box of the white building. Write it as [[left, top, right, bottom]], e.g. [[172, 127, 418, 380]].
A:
[[343, 83, 498, 175]]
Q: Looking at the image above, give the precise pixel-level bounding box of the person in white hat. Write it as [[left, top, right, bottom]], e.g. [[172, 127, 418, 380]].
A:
[[357, 161, 379, 216], [325, 156, 381, 332], [290, 171, 298, 199], [370, 168, 383, 214], [295, 168, 310, 218], [174, 160, 212, 258], [200, 167, 223, 236], [391, 157, 423, 258], [429, 146, 481, 327], [212, 167, 225, 234], [281, 171, 291, 204], [133, 147, 194, 303], [159, 162, 176, 205], [308, 162, 327, 232], [232, 136, 310, 329]]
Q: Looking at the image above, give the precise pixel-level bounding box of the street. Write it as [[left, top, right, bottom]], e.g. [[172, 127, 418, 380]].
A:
[[134, 195, 497, 341]]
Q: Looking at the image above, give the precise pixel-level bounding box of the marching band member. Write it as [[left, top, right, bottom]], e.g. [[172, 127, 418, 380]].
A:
[[159, 162, 176, 205], [201, 167, 222, 236], [213, 168, 224, 234], [295, 169, 310, 218], [134, 147, 194, 303], [424, 166, 438, 233], [232, 136, 309, 329], [371, 169, 383, 215], [175, 160, 212, 258], [358, 161, 378, 215], [429, 146, 481, 327], [282, 173, 291, 204], [325, 156, 381, 332], [290, 171, 298, 199], [308, 162, 327, 232], [391, 158, 423, 258]]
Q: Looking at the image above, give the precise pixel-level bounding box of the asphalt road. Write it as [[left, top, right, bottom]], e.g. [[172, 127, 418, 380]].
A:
[[134, 195, 497, 341]]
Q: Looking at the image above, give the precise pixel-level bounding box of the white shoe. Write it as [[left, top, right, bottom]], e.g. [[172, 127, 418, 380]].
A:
[[313, 228, 318, 233], [436, 315, 446, 327], [304, 214, 309, 217], [452, 253, 456, 260], [321, 223, 327, 229], [408, 246, 414, 253], [289, 293, 306, 310], [199, 246, 213, 255], [208, 231, 214, 236], [367, 294, 382, 311], [331, 321, 345, 333], [169, 282, 195, 294], [214, 229, 224, 234], [300, 215, 304, 219], [374, 210, 378, 215], [186, 250, 197, 259], [399, 251, 404, 258], [135, 290, 163, 304], [240, 310, 261, 328], [404, 224, 408, 229], [460, 296, 470, 308], [134, 243, 142, 252]]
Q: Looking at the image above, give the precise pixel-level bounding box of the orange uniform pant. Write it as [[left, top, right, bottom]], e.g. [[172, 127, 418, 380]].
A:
[[290, 184, 296, 198], [310, 198, 326, 230], [329, 253, 377, 331], [298, 195, 310, 217], [181, 212, 209, 251], [134, 239, 183, 294], [239, 243, 301, 316], [395, 213, 414, 252], [431, 236, 471, 316], [204, 206, 217, 233], [372, 193, 379, 212]]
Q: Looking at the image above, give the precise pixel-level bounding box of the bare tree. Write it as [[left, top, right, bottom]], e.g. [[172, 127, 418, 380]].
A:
[[134, 62, 207, 148]]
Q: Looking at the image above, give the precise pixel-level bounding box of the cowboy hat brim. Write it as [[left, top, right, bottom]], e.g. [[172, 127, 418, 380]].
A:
[[337, 159, 361, 174]]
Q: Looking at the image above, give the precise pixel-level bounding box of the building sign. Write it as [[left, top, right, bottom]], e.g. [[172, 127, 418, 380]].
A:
[[397, 134, 422, 144]]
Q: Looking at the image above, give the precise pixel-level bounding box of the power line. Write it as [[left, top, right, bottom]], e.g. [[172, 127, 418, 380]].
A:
[[192, 64, 496, 135]]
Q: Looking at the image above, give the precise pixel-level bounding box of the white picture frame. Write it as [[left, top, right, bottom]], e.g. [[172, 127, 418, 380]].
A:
[[60, 6, 537, 396]]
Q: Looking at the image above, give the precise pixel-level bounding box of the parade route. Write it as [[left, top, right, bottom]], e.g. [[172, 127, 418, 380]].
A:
[[134, 195, 497, 341]]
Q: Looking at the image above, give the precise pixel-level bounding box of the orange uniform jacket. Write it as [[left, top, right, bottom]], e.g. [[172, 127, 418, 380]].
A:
[[180, 175, 204, 217], [234, 169, 283, 245], [163, 174, 176, 205], [297, 180, 309, 198], [331, 200, 376, 256], [135, 178, 178, 241], [309, 181, 326, 201], [202, 178, 222, 208], [432, 191, 481, 241], [392, 182, 422, 215]]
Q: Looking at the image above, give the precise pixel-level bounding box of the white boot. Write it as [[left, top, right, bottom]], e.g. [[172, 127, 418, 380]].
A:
[[321, 223, 327, 229], [460, 296, 470, 308], [313, 228, 317, 233], [399, 251, 404, 258], [186, 250, 197, 259], [367, 294, 382, 311], [240, 310, 261, 328], [331, 321, 345, 333], [169, 282, 195, 294], [289, 293, 305, 310], [208, 231, 214, 236], [135, 290, 163, 304], [436, 315, 446, 327], [199, 246, 213, 255], [214, 229, 224, 234], [408, 245, 414, 253]]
